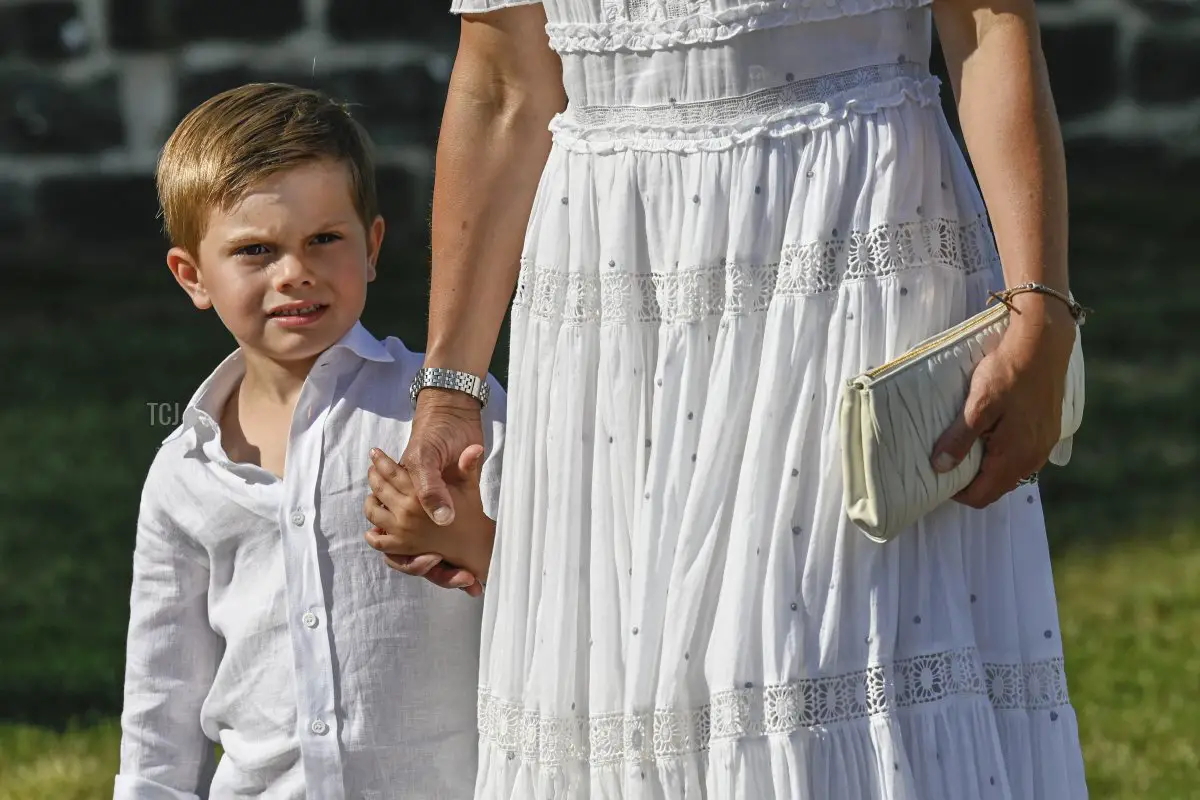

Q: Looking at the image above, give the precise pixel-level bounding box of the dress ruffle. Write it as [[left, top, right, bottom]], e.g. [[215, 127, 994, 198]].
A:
[[549, 72, 942, 153], [547, 0, 931, 53]]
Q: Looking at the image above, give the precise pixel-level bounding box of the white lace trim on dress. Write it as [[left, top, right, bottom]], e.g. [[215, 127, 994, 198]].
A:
[[478, 648, 1070, 767], [512, 215, 996, 326], [550, 0, 931, 53]]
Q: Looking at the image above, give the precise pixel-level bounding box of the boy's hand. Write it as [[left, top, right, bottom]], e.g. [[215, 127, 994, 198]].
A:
[[363, 446, 490, 595]]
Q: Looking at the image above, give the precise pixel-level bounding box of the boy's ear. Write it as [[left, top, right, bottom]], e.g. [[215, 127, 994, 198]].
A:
[[366, 215, 385, 282], [166, 247, 212, 310]]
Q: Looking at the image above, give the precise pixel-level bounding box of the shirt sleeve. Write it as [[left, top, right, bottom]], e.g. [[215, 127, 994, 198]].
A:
[[478, 375, 508, 521], [113, 483, 221, 800], [450, 0, 542, 13]]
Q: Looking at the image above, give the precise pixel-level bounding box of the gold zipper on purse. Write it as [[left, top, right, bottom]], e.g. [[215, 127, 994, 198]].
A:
[[861, 303, 1009, 381], [856, 283, 1088, 383]]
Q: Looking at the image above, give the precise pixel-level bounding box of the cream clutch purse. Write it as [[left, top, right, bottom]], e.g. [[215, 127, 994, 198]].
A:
[[839, 288, 1086, 542]]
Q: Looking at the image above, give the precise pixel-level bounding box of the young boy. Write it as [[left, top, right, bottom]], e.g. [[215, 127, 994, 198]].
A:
[[115, 83, 503, 800]]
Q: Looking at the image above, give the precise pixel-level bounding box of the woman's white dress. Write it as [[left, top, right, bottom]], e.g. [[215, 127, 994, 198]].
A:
[[450, 1, 1090, 797]]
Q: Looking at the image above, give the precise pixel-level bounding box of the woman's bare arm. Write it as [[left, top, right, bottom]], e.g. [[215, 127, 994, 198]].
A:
[[384, 6, 565, 591], [931, 0, 1079, 506], [935, 0, 1070, 304], [426, 7, 566, 377]]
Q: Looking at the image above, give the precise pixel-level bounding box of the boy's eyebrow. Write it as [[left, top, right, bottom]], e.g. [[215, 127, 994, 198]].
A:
[[221, 218, 355, 244], [222, 229, 277, 245], [312, 217, 357, 230]]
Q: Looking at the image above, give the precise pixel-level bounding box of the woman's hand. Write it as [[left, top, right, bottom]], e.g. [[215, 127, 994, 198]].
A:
[[931, 294, 1077, 507], [401, 389, 485, 527]]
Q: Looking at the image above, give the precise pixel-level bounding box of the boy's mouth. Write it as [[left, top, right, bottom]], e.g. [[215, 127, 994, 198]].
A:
[[267, 302, 329, 327], [267, 302, 327, 318]]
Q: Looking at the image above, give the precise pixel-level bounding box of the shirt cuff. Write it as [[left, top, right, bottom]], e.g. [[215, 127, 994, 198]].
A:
[[113, 774, 203, 800], [480, 479, 502, 522]]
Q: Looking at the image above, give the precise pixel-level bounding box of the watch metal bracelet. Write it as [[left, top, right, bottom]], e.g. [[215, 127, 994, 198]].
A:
[[409, 367, 490, 409]]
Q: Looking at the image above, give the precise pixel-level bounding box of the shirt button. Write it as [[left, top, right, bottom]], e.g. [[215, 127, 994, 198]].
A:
[[291, 511, 306, 526], [302, 612, 319, 629], [310, 719, 329, 736]]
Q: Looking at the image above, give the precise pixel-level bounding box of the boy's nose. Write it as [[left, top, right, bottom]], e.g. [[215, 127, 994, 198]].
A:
[[273, 254, 315, 289]]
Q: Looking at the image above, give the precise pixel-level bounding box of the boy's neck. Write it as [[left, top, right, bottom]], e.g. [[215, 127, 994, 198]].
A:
[[238, 347, 323, 406]]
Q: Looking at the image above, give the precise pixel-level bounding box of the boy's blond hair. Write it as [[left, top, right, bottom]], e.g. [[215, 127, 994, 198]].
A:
[[157, 82, 378, 255]]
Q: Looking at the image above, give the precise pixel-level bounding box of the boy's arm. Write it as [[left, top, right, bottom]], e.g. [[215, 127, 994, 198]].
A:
[[114, 500, 221, 800]]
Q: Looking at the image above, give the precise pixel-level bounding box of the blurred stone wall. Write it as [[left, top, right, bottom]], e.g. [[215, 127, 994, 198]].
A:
[[1, 0, 1197, 264]]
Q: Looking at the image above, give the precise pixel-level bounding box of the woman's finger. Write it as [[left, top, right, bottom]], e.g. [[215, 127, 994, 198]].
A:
[[383, 553, 444, 576], [385, 554, 480, 592], [400, 399, 485, 528], [954, 445, 1036, 509], [954, 464, 1009, 508], [931, 363, 1004, 473], [402, 440, 457, 526], [453, 444, 487, 486]]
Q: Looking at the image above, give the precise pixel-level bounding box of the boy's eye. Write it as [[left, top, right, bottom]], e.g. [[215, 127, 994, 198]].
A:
[[312, 232, 342, 245], [235, 243, 269, 257]]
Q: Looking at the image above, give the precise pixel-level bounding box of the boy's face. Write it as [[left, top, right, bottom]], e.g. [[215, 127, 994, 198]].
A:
[[168, 159, 384, 365]]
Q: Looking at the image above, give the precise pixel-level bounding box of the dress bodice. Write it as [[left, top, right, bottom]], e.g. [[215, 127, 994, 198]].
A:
[[454, 1, 935, 118], [545, 1, 936, 152]]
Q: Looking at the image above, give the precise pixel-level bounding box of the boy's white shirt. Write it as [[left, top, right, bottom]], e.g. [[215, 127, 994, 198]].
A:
[[114, 322, 505, 800]]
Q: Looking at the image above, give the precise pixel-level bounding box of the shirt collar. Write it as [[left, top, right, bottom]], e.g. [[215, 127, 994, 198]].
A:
[[323, 320, 395, 365], [168, 322, 394, 444]]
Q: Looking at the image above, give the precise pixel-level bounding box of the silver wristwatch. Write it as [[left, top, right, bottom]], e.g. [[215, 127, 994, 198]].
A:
[[409, 367, 490, 409]]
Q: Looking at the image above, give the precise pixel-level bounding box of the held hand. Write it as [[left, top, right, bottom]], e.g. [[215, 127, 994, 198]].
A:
[[931, 297, 1076, 508], [400, 388, 485, 527], [375, 547, 483, 597], [364, 445, 488, 596]]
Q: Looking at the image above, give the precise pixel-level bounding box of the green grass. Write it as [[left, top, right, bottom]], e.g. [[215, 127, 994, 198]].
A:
[[0, 722, 120, 800], [1059, 527, 1200, 799], [1, 177, 1197, 796]]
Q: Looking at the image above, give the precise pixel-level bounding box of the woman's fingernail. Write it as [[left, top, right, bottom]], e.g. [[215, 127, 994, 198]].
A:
[[433, 506, 453, 525], [369, 448, 380, 460], [933, 453, 957, 473]]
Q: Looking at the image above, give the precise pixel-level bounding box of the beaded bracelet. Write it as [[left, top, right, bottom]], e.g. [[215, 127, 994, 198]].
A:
[[988, 282, 1092, 325]]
